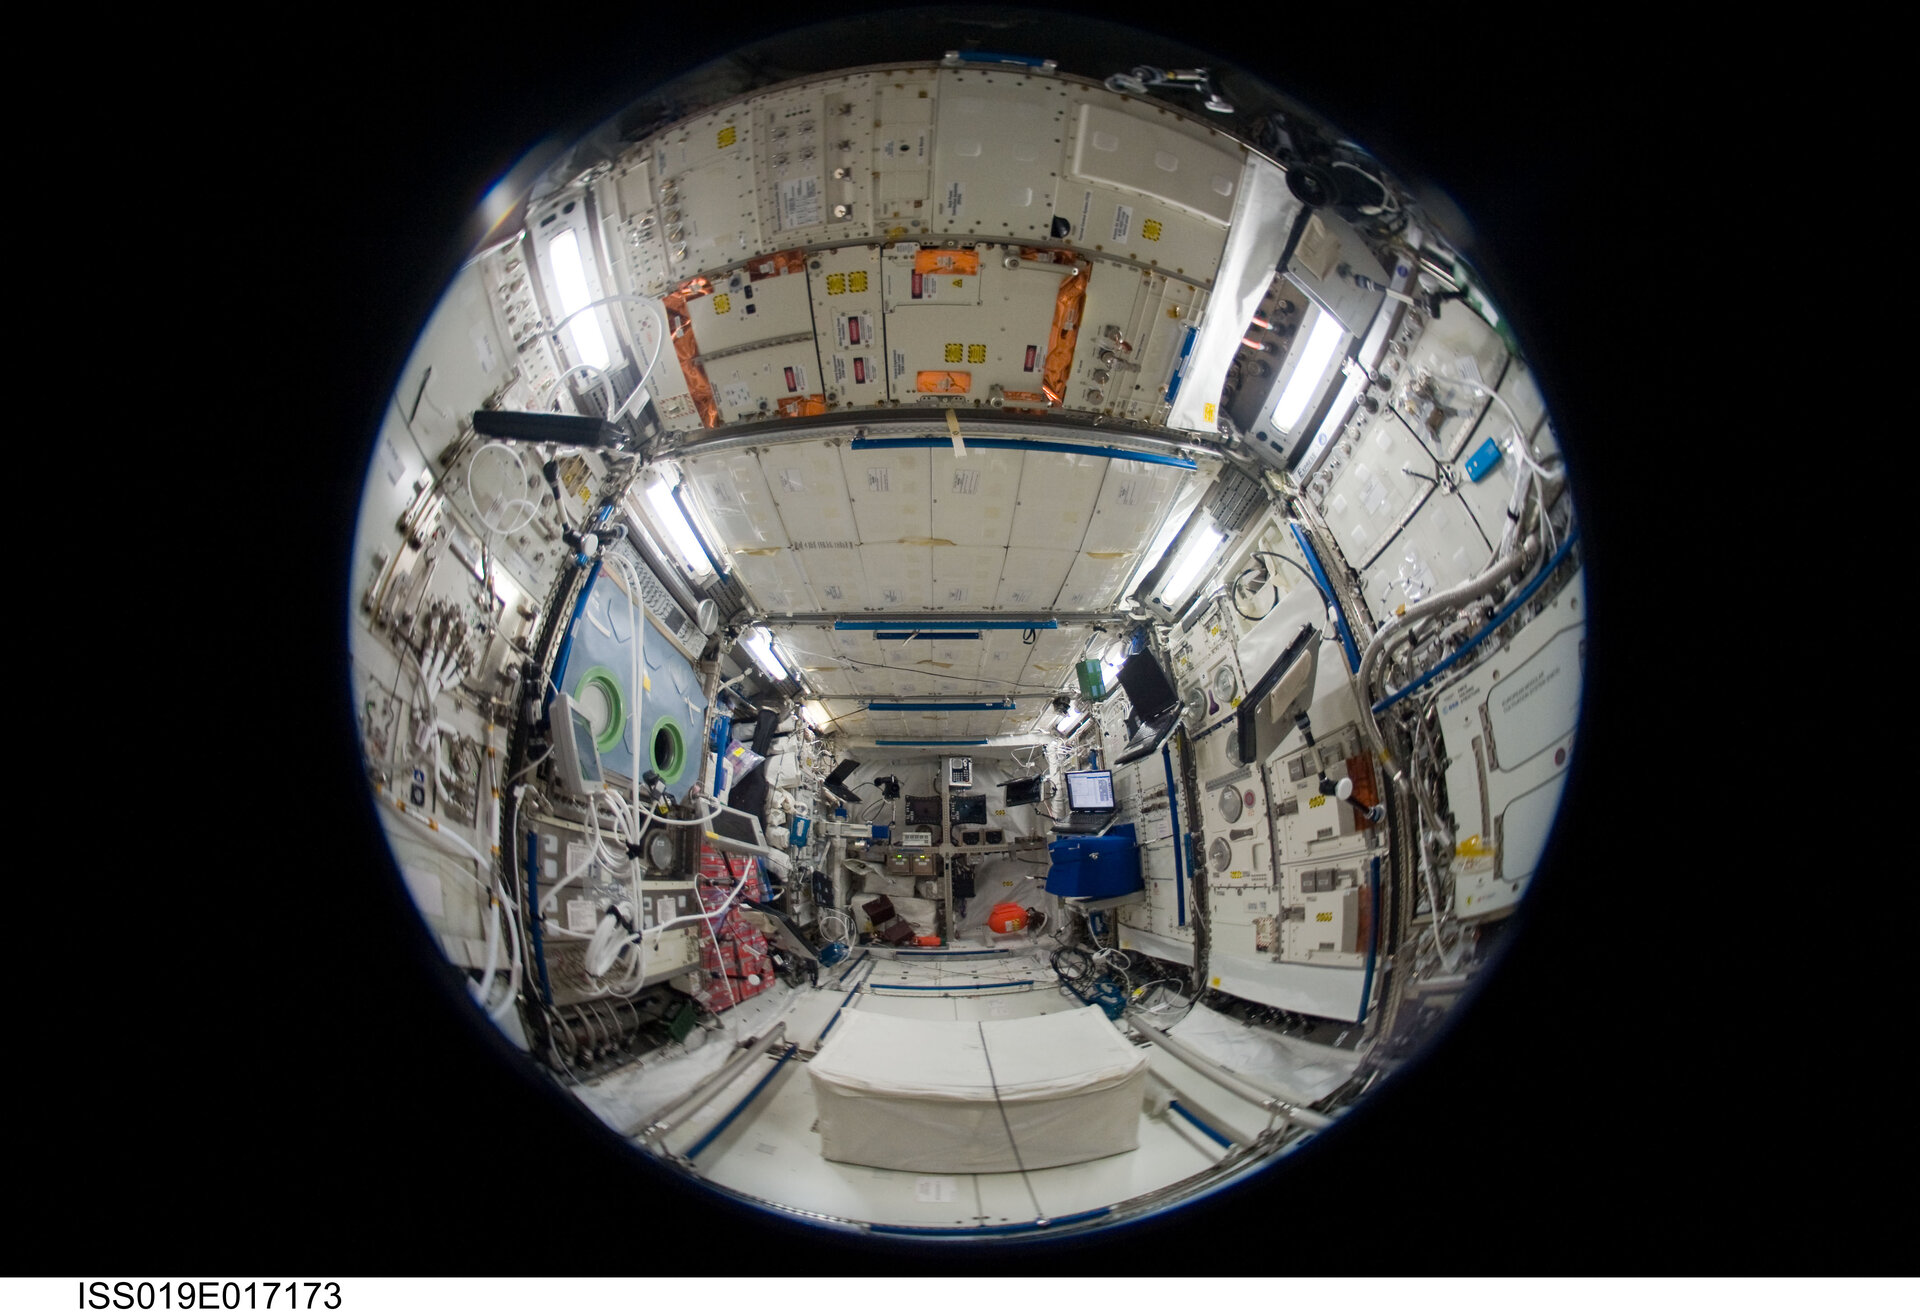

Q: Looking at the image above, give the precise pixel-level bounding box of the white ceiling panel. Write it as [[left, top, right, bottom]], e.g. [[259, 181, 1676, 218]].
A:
[[995, 548, 1078, 609], [858, 543, 933, 608], [728, 546, 815, 615], [758, 445, 861, 551], [1080, 459, 1192, 553], [682, 450, 790, 551], [931, 545, 1007, 610], [790, 545, 871, 611], [931, 447, 1024, 546], [841, 447, 932, 542], [1056, 551, 1139, 610], [1009, 451, 1107, 548]]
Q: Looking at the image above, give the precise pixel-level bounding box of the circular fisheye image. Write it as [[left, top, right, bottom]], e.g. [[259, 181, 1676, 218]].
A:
[[346, 10, 1582, 1245]]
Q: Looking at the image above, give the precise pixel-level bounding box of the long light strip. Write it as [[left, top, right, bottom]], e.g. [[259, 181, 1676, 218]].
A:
[[1272, 308, 1347, 433], [741, 627, 790, 681], [1125, 506, 1198, 598], [1157, 523, 1225, 605], [644, 474, 711, 575], [546, 228, 611, 371]]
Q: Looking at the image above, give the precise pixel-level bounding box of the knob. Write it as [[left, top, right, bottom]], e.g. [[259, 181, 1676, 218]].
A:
[[833, 204, 851, 219]]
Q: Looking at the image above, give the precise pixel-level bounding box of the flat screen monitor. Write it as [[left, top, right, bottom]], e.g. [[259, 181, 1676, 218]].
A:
[[1003, 776, 1043, 807], [551, 694, 605, 796], [950, 793, 986, 825], [1116, 650, 1180, 719], [1065, 770, 1116, 813]]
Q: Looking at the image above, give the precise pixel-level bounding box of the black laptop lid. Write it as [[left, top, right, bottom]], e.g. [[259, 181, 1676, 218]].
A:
[[1116, 650, 1180, 719], [824, 757, 863, 803]]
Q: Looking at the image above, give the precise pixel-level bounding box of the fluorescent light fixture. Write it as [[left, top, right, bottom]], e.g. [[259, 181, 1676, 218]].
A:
[[644, 473, 711, 576], [1300, 363, 1368, 469], [802, 700, 830, 730], [546, 228, 610, 372], [741, 627, 790, 681], [1272, 308, 1347, 433], [1157, 524, 1225, 605], [1055, 707, 1088, 735], [1125, 507, 1197, 597]]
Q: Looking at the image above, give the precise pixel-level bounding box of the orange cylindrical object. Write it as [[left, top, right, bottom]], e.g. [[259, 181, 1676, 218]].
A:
[[987, 903, 1027, 934]]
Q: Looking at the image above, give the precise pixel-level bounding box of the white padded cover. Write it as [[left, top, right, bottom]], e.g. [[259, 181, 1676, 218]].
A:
[[808, 1006, 1147, 1173]]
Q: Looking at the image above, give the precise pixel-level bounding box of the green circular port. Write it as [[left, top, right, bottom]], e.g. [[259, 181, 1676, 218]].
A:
[[651, 718, 686, 779], [574, 667, 626, 754]]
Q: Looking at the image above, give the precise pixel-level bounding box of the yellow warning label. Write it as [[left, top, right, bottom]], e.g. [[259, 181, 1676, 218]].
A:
[[951, 278, 963, 288], [712, 292, 732, 314], [1142, 219, 1163, 241], [1456, 834, 1493, 858], [849, 270, 869, 293], [1308, 795, 1327, 808], [825, 274, 846, 296], [966, 343, 986, 363], [1211, 977, 1221, 987], [944, 343, 964, 362], [1230, 872, 1244, 879], [1203, 402, 1216, 422], [1315, 911, 1333, 922], [717, 125, 737, 148], [643, 675, 652, 692]]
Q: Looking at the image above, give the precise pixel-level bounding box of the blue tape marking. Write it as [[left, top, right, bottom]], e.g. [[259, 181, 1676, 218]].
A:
[[865, 701, 1017, 711], [685, 1044, 798, 1159], [874, 632, 982, 642], [1288, 524, 1360, 673], [1168, 1099, 1235, 1149], [527, 830, 552, 1004], [849, 436, 1195, 470]]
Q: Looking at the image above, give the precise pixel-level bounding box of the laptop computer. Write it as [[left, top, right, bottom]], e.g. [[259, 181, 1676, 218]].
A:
[[823, 757, 863, 804], [1112, 650, 1183, 765], [1053, 768, 1120, 834]]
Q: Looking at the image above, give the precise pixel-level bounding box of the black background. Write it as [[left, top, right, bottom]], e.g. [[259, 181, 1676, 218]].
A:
[[52, 3, 1883, 1278]]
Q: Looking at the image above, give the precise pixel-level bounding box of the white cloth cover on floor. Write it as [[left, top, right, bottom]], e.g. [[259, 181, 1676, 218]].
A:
[[808, 1005, 1148, 1173]]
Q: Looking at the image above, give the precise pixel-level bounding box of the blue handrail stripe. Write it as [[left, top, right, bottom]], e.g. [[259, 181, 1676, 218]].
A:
[[1288, 524, 1360, 673], [849, 436, 1195, 471], [685, 1044, 798, 1159], [1357, 856, 1379, 1025], [1168, 1099, 1235, 1150], [526, 831, 552, 1004], [875, 739, 991, 747], [866, 701, 1018, 711]]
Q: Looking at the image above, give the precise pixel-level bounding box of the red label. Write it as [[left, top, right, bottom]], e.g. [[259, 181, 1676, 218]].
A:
[[783, 366, 797, 391], [1024, 345, 1037, 372], [849, 317, 862, 344], [853, 358, 867, 384], [911, 271, 923, 299]]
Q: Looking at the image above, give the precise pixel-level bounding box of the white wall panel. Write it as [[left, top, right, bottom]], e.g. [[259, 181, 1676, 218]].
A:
[[995, 548, 1077, 609], [651, 106, 763, 277], [1056, 551, 1139, 610], [930, 545, 1007, 609], [678, 453, 771, 538], [1009, 451, 1106, 547], [790, 545, 870, 611], [840, 447, 932, 542], [757, 445, 861, 554], [870, 71, 940, 236], [1080, 460, 1192, 553], [931, 446, 1023, 545], [930, 69, 1070, 238], [857, 543, 933, 608], [807, 246, 888, 406]]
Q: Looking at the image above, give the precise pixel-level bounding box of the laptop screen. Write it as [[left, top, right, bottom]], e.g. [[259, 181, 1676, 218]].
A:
[[1116, 651, 1179, 719], [1065, 770, 1116, 812], [824, 756, 863, 803]]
